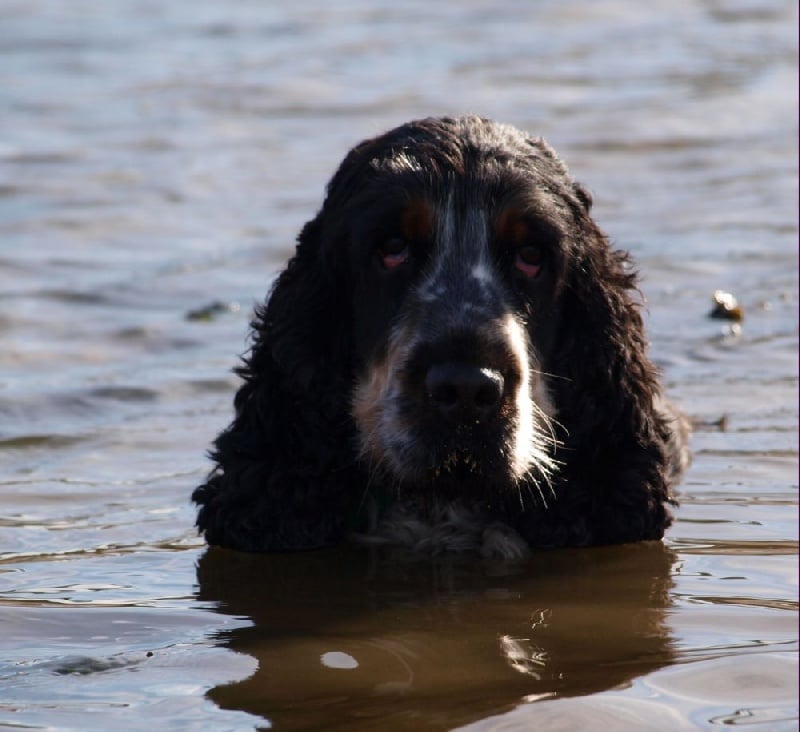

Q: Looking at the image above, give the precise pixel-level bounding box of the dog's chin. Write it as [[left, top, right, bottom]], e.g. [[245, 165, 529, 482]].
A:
[[384, 429, 521, 499]]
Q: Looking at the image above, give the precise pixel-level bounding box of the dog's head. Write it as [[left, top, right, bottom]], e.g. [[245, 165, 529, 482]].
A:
[[198, 116, 679, 552], [281, 117, 605, 499]]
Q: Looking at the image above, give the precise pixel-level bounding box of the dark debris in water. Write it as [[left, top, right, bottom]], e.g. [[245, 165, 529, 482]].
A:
[[185, 300, 241, 322], [46, 652, 150, 676], [691, 414, 729, 432]]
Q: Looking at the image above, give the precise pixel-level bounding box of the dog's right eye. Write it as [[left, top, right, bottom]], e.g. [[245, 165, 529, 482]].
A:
[[378, 237, 410, 270]]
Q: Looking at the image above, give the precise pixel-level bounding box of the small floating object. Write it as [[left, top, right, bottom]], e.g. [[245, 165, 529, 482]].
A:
[[709, 290, 743, 322], [186, 300, 241, 322]]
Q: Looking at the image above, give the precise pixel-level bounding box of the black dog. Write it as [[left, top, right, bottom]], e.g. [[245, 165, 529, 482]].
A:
[[193, 116, 690, 558]]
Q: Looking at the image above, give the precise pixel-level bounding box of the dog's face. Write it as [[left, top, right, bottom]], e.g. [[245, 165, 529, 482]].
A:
[[315, 118, 594, 499]]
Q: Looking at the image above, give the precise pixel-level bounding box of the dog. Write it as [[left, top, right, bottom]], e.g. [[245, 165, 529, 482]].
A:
[[193, 116, 690, 558]]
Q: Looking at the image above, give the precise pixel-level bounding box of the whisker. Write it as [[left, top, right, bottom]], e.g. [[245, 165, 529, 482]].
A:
[[529, 367, 572, 383]]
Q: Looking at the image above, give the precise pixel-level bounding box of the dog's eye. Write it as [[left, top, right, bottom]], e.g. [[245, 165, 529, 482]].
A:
[[514, 244, 545, 278], [379, 237, 410, 270]]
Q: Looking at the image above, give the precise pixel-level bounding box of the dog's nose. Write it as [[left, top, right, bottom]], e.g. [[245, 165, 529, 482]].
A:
[[425, 362, 504, 422]]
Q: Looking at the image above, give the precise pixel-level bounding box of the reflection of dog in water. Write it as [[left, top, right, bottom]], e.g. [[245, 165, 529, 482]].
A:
[[196, 542, 676, 729], [193, 116, 690, 558]]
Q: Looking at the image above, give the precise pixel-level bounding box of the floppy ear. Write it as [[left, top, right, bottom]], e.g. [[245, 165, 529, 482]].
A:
[[192, 213, 360, 552], [548, 212, 679, 544], [245, 215, 354, 395]]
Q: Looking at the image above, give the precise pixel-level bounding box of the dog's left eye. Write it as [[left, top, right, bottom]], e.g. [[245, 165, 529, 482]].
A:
[[379, 237, 410, 270], [514, 244, 545, 278]]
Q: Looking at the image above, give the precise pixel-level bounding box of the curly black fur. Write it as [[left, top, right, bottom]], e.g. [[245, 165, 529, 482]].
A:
[[193, 116, 690, 554]]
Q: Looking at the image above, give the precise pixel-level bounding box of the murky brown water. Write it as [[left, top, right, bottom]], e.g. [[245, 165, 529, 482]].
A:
[[1, 1, 797, 729]]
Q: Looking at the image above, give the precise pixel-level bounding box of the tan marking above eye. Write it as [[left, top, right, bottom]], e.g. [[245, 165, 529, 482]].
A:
[[401, 199, 434, 243], [494, 207, 529, 248]]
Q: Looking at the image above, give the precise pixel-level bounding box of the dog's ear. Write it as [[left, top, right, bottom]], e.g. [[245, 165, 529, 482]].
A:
[[549, 219, 677, 542], [192, 210, 359, 552], [246, 213, 352, 396], [556, 222, 654, 426]]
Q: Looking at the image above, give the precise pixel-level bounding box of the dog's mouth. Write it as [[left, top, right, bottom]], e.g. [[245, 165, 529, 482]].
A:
[[421, 423, 517, 488], [432, 448, 483, 478]]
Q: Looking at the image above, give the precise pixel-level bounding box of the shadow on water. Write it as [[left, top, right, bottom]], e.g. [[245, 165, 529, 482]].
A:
[[196, 541, 678, 730]]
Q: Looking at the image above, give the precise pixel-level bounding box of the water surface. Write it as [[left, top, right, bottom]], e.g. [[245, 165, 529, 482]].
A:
[[1, 0, 797, 729]]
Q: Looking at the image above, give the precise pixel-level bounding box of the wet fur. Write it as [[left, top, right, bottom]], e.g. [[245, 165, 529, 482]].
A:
[[193, 116, 690, 556]]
